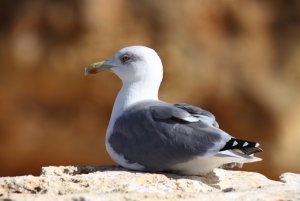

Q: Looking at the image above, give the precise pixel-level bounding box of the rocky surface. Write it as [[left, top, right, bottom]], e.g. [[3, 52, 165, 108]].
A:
[[0, 166, 299, 201]]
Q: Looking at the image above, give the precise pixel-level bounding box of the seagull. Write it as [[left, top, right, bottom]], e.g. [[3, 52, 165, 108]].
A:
[[85, 46, 262, 175]]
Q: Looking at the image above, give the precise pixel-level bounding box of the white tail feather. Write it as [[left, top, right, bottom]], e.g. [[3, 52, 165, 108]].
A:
[[170, 150, 262, 175], [216, 150, 262, 163]]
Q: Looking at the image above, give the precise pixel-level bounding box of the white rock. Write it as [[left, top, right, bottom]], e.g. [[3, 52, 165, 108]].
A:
[[0, 166, 299, 201]]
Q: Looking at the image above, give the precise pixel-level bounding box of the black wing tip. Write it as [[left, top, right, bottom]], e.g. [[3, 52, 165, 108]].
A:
[[240, 146, 263, 155], [221, 138, 263, 155], [255, 143, 263, 151]]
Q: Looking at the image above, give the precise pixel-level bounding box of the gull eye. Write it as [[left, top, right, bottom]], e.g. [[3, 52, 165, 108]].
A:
[[120, 55, 131, 63]]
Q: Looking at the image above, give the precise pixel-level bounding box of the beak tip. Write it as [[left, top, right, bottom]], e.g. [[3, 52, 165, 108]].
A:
[[84, 68, 88, 76]]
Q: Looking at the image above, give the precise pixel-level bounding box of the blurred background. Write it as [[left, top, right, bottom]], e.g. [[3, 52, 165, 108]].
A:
[[0, 0, 300, 180]]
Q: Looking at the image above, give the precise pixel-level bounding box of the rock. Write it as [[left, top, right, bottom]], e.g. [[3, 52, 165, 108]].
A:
[[0, 166, 299, 201]]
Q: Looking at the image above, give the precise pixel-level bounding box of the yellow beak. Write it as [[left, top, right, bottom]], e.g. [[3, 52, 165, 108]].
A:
[[85, 60, 113, 76]]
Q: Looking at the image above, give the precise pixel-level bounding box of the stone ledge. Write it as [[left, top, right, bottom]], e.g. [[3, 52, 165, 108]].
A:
[[0, 166, 299, 201]]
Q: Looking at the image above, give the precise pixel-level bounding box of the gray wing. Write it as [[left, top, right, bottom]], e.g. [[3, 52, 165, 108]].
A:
[[174, 103, 219, 127], [109, 101, 230, 171]]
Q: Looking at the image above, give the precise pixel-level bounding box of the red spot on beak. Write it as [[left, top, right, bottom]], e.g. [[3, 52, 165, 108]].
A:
[[89, 68, 98, 74]]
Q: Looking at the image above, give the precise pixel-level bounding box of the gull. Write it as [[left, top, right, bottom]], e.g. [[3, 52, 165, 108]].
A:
[[85, 46, 262, 175]]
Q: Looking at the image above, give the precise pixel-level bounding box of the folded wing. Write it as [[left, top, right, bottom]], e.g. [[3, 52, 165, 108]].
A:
[[109, 101, 262, 172]]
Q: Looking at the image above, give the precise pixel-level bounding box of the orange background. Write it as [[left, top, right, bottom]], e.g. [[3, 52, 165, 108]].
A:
[[1, 0, 300, 180]]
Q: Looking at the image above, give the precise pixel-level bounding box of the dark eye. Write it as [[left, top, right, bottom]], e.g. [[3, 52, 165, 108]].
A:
[[120, 55, 131, 63]]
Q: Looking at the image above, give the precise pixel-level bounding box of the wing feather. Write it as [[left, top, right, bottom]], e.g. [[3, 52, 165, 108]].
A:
[[174, 103, 219, 127]]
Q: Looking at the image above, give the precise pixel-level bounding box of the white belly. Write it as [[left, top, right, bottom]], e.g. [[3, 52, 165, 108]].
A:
[[169, 156, 228, 175]]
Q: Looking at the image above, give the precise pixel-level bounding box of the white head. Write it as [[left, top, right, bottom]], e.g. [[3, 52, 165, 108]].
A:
[[85, 46, 163, 85]]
